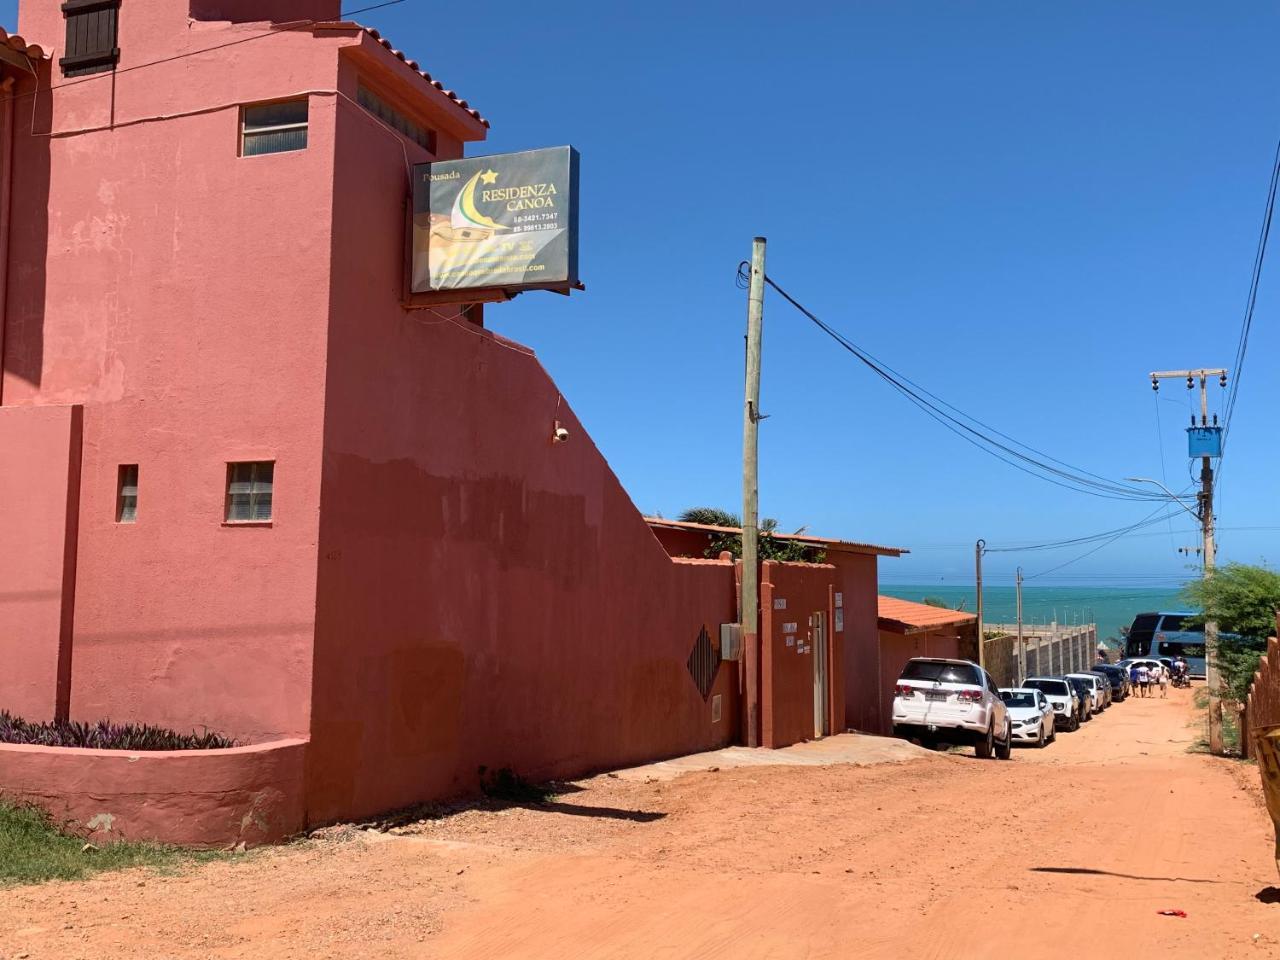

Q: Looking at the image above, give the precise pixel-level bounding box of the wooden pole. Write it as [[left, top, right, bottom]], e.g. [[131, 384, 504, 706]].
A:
[[741, 237, 766, 748]]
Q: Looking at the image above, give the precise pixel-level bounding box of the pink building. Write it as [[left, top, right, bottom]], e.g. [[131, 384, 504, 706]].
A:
[[0, 1, 906, 844]]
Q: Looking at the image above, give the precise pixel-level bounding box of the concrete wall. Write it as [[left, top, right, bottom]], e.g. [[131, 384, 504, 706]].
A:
[[303, 62, 739, 822], [0, 405, 81, 721], [0, 738, 305, 847]]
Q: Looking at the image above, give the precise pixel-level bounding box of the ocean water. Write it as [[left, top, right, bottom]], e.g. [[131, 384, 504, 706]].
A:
[[879, 584, 1187, 643]]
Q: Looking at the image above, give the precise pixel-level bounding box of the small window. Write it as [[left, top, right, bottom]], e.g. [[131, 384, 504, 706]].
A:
[[116, 464, 138, 523], [356, 83, 437, 152], [240, 100, 308, 157], [60, 0, 120, 78], [225, 461, 274, 523]]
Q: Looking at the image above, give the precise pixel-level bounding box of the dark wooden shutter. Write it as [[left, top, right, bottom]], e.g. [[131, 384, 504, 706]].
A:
[[60, 0, 120, 78]]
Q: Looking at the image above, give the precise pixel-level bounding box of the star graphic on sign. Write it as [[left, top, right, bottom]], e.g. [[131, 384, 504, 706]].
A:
[[480, 169, 498, 184]]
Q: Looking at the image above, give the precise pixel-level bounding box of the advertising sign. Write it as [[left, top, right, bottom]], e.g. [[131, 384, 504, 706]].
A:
[[411, 146, 579, 295]]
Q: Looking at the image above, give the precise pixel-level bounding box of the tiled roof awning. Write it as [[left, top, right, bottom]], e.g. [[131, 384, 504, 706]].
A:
[[644, 517, 907, 558], [0, 27, 50, 73], [877, 595, 976, 635], [314, 22, 489, 128]]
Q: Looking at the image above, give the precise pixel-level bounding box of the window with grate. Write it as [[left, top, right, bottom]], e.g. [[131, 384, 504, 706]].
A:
[[225, 461, 274, 523], [240, 99, 308, 157], [356, 83, 437, 153], [60, 0, 121, 78], [116, 464, 138, 523]]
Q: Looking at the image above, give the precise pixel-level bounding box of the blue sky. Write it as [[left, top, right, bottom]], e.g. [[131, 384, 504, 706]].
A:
[[8, 1, 1277, 586]]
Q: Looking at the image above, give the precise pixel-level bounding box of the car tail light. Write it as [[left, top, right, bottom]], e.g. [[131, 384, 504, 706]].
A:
[[956, 689, 983, 703], [894, 683, 915, 697]]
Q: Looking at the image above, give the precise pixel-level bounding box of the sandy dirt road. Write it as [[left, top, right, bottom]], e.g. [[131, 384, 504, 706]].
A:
[[2, 685, 1277, 959]]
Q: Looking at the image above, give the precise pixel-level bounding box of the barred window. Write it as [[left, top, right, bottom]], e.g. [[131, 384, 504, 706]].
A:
[[226, 462, 274, 523], [241, 99, 308, 157], [116, 464, 138, 523]]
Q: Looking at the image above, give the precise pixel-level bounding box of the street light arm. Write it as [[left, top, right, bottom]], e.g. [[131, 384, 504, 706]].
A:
[[1124, 477, 1201, 521]]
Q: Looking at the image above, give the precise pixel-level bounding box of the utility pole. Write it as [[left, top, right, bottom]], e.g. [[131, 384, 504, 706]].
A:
[[1016, 567, 1025, 684], [1141, 367, 1228, 754], [741, 237, 766, 748], [975, 540, 985, 671]]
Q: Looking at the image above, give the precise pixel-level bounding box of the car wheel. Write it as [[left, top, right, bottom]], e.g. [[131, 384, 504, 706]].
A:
[[996, 723, 1013, 760], [1070, 711, 1080, 732], [975, 723, 994, 759], [1037, 726, 1046, 748], [1048, 723, 1056, 744]]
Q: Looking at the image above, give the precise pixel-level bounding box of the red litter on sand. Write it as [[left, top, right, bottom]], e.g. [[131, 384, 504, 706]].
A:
[[1157, 910, 1187, 918]]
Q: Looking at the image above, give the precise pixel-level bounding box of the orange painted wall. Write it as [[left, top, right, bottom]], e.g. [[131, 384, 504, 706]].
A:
[[874, 629, 963, 735], [760, 561, 838, 749], [834, 553, 881, 733]]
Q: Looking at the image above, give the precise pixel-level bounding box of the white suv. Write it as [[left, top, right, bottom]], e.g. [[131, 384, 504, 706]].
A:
[[892, 658, 1012, 759]]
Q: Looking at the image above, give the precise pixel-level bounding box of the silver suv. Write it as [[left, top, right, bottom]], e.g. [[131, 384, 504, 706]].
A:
[[891, 658, 1012, 759]]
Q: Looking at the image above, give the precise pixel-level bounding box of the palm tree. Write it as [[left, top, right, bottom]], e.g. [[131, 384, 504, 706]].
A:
[[678, 507, 741, 528]]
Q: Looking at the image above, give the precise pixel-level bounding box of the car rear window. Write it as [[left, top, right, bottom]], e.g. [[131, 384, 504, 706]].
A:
[[900, 661, 980, 685], [1001, 692, 1037, 707], [1160, 616, 1203, 634], [1024, 679, 1067, 695]]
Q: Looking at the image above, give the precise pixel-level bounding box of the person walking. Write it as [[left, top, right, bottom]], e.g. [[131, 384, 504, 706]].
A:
[[1136, 662, 1150, 697], [1157, 662, 1169, 698], [1129, 662, 1140, 693]]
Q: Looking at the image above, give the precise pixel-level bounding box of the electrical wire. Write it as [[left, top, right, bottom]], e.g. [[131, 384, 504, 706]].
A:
[[1216, 128, 1280, 504], [1024, 500, 1183, 581], [1222, 131, 1279, 443], [750, 266, 1173, 503], [1153, 390, 1176, 552], [13, 1, 408, 105], [983, 504, 1188, 554]]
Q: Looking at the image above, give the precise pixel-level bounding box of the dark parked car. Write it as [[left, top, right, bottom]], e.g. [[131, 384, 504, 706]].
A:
[[1091, 663, 1128, 701], [1065, 676, 1094, 722]]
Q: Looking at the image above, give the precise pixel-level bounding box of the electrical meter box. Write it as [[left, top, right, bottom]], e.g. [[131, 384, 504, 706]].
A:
[[1187, 426, 1222, 458], [720, 623, 742, 662]]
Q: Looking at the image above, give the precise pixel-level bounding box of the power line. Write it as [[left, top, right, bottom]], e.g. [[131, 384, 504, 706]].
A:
[[752, 268, 1172, 503], [1219, 128, 1280, 483], [983, 505, 1187, 554], [1025, 501, 1178, 581], [17, 1, 407, 104]]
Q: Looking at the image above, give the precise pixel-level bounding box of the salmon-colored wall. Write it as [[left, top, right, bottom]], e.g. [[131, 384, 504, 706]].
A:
[[760, 561, 838, 749], [1, 8, 356, 740], [0, 405, 80, 721], [650, 526, 717, 558], [0, 738, 306, 847], [833, 553, 880, 733], [302, 65, 739, 822], [874, 628, 963, 735]]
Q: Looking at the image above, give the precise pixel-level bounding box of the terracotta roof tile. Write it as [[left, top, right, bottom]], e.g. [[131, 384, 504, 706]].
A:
[[643, 517, 907, 558], [317, 22, 489, 128], [877, 596, 976, 633], [0, 27, 50, 61]]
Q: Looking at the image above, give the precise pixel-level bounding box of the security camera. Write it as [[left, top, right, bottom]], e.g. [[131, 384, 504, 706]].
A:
[[553, 421, 570, 444]]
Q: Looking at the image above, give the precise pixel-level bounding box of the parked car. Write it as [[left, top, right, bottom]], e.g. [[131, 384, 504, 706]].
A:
[[1091, 663, 1128, 701], [999, 688, 1057, 747], [1023, 676, 1080, 731], [1087, 670, 1114, 708], [892, 658, 1012, 759], [1067, 672, 1108, 713], [1064, 675, 1094, 722]]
